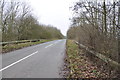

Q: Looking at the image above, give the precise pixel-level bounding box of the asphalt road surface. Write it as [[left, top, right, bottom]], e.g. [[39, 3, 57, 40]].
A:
[[1, 39, 66, 78]]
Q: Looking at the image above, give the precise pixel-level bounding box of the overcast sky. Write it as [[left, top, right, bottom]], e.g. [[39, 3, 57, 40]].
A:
[[25, 0, 79, 36]]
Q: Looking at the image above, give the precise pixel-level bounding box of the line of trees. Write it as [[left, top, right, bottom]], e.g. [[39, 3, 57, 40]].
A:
[[67, 0, 120, 63], [0, 0, 63, 42]]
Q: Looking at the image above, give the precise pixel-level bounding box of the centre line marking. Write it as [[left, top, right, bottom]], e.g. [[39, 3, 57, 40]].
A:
[[45, 44, 53, 48], [0, 51, 38, 72]]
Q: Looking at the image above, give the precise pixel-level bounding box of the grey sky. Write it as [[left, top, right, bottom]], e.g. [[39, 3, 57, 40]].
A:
[[5, 0, 116, 36], [26, 0, 79, 36]]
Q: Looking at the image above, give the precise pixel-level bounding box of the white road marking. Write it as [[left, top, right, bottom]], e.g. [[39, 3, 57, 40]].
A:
[[0, 51, 38, 72], [54, 42, 58, 44], [45, 44, 53, 48], [54, 40, 62, 44]]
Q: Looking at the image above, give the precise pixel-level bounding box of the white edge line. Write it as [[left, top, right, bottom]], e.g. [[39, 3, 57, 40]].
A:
[[45, 44, 53, 48], [0, 51, 38, 72]]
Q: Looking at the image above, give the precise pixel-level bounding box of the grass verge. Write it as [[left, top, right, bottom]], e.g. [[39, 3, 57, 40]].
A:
[[65, 40, 110, 78], [2, 39, 52, 53]]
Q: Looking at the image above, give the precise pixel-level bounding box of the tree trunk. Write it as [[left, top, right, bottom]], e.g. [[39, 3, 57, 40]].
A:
[[103, 0, 107, 34], [113, 0, 116, 35]]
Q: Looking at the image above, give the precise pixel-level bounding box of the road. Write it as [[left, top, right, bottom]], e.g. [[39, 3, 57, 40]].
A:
[[1, 39, 66, 78]]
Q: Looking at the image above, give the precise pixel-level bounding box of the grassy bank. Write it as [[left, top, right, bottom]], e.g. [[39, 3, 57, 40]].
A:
[[2, 39, 52, 53], [65, 40, 110, 78]]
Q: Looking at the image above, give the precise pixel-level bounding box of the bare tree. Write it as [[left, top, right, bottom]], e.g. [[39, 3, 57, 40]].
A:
[[67, 0, 120, 77]]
